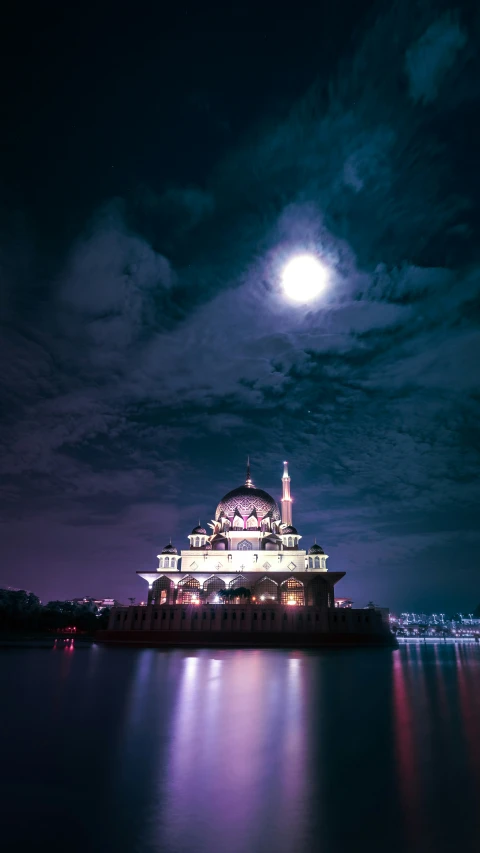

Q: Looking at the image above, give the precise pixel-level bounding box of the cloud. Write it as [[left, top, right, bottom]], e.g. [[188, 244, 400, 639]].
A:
[[1, 1, 480, 610], [405, 12, 467, 104]]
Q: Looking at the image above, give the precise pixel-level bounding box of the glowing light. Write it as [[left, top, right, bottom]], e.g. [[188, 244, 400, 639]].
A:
[[260, 595, 265, 601], [282, 254, 328, 303], [214, 595, 219, 603]]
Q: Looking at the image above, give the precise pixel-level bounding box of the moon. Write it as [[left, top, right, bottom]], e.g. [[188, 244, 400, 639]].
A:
[[282, 254, 328, 303]]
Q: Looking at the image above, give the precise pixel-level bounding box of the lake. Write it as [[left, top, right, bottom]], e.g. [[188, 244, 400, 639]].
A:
[[1, 643, 479, 853]]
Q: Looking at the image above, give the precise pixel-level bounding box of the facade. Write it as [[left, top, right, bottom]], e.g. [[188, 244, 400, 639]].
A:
[[106, 462, 391, 644]]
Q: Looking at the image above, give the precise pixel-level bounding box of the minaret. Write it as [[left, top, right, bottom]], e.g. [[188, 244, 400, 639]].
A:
[[281, 460, 292, 526]]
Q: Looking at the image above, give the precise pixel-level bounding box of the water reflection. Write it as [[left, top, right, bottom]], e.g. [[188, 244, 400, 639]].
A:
[[393, 647, 424, 845], [1, 644, 480, 853], [392, 644, 480, 851], [153, 651, 310, 853]]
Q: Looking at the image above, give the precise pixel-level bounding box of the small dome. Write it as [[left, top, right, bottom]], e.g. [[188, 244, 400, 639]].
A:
[[211, 531, 228, 551], [211, 532, 228, 542], [282, 525, 298, 535], [161, 542, 178, 555], [190, 525, 207, 535], [309, 543, 324, 555]]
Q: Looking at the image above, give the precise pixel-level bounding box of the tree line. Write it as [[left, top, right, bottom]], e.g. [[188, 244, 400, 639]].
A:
[[216, 587, 251, 601], [0, 588, 111, 633]]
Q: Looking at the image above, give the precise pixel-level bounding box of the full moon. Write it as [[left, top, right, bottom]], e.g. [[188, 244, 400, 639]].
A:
[[281, 254, 328, 303]]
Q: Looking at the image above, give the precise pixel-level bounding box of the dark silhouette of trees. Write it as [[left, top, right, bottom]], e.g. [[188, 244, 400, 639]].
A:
[[217, 587, 251, 602], [0, 588, 110, 633]]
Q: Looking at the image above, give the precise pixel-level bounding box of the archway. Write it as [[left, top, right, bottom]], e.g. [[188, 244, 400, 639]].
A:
[[177, 575, 201, 603], [280, 577, 304, 606], [254, 576, 278, 602], [152, 575, 174, 605], [203, 575, 226, 602]]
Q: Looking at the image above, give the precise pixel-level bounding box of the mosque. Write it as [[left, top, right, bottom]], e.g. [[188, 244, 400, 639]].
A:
[[105, 462, 391, 644]]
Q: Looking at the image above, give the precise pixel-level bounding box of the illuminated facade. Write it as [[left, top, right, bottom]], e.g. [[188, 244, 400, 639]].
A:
[[137, 461, 342, 608], [105, 462, 391, 642]]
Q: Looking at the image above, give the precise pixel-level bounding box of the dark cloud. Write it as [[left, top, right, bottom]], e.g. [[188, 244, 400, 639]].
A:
[[0, 0, 479, 610], [405, 11, 467, 104]]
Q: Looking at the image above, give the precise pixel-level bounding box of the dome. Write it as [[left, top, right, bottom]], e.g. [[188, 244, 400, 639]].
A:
[[216, 484, 280, 522], [211, 532, 228, 551], [190, 525, 207, 535], [161, 542, 178, 555], [281, 525, 298, 535], [309, 543, 324, 555]]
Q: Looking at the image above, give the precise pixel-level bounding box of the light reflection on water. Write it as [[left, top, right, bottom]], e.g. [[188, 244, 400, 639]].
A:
[[0, 645, 479, 853]]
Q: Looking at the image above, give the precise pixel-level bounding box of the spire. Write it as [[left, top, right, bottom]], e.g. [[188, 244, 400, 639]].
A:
[[245, 455, 253, 487], [280, 460, 292, 526]]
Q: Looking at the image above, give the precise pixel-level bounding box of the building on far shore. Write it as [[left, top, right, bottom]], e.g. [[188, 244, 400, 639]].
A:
[[68, 597, 119, 612], [103, 462, 392, 646], [335, 597, 353, 608]]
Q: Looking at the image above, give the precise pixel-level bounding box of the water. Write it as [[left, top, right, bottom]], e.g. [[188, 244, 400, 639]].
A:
[[1, 643, 479, 853]]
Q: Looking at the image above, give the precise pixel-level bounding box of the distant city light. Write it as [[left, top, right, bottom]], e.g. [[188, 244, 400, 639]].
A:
[[282, 254, 328, 303]]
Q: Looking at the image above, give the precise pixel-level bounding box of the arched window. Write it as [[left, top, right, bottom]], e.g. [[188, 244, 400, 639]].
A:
[[233, 515, 244, 529], [309, 557, 313, 568], [229, 575, 249, 589], [294, 538, 297, 548], [237, 539, 252, 551], [280, 577, 304, 605], [195, 537, 200, 547], [314, 556, 320, 568], [152, 575, 174, 605], [159, 557, 163, 568], [288, 537, 293, 547], [203, 575, 226, 601], [307, 576, 329, 607], [170, 557, 175, 568], [164, 557, 169, 568], [177, 575, 200, 604], [254, 577, 278, 601], [321, 558, 326, 569], [246, 515, 257, 529]]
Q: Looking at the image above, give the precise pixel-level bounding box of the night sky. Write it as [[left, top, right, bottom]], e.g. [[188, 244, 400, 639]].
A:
[[1, 0, 479, 612]]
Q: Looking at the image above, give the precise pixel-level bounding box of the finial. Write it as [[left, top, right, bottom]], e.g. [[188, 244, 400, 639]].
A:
[[246, 455, 252, 486]]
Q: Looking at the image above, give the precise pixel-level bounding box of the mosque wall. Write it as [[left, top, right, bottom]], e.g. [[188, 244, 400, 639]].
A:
[[180, 549, 310, 573], [107, 604, 386, 638]]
